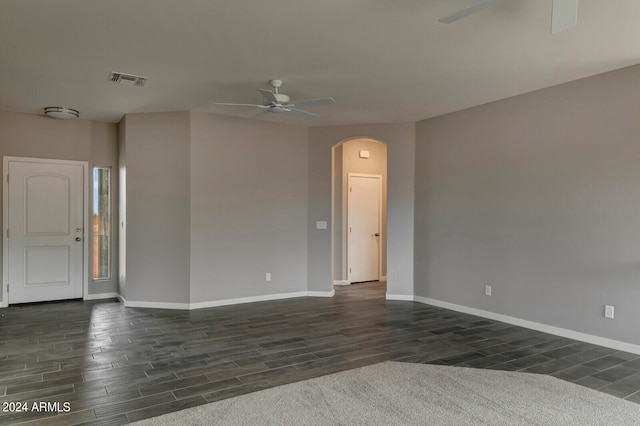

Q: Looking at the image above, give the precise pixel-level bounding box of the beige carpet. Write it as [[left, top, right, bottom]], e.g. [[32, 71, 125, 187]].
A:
[[130, 361, 640, 425]]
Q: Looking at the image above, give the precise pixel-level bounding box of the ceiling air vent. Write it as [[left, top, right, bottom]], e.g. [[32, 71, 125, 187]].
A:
[[109, 71, 148, 87]]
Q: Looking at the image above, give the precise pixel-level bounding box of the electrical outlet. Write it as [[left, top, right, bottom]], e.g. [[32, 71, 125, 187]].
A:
[[485, 285, 492, 296], [266, 272, 271, 282], [604, 305, 614, 319]]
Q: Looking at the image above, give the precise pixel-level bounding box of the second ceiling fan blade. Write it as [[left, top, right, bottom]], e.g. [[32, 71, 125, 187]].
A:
[[216, 103, 268, 108], [551, 0, 578, 34], [439, 0, 504, 24]]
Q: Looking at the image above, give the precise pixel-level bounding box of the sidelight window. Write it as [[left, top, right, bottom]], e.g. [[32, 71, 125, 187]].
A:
[[92, 167, 111, 280]]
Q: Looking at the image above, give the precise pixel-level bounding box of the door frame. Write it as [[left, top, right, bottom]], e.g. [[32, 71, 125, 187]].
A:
[[2, 156, 89, 307], [346, 173, 382, 283]]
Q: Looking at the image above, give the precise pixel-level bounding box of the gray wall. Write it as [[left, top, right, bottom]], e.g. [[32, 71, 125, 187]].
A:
[[415, 64, 640, 345], [0, 111, 119, 300], [189, 113, 309, 302], [308, 123, 415, 297], [122, 112, 191, 304]]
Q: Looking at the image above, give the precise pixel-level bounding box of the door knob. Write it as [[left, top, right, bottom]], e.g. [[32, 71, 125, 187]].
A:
[[75, 237, 82, 242], [374, 233, 380, 237]]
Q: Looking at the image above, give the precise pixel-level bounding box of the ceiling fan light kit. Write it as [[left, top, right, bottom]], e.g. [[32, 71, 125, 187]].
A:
[[44, 107, 79, 119], [216, 79, 335, 120]]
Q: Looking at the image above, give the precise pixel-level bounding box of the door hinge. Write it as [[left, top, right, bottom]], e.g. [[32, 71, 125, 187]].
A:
[[6, 284, 8, 293], [6, 174, 8, 183], [6, 229, 8, 239], [349, 267, 352, 273], [350, 187, 352, 192]]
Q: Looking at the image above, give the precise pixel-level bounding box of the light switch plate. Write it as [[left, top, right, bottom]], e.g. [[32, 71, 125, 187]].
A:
[[316, 221, 327, 229], [605, 305, 614, 319]]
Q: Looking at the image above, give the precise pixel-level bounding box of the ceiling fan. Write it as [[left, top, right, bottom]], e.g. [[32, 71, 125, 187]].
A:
[[439, 0, 578, 34], [215, 79, 335, 120]]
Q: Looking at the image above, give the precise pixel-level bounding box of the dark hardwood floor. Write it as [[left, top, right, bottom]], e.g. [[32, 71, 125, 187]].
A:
[[1, 281, 640, 425]]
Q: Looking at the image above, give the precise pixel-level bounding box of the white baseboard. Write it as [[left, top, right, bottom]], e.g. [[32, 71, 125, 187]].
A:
[[307, 290, 335, 298], [386, 294, 414, 301], [123, 290, 335, 311], [84, 292, 119, 301], [333, 280, 350, 286], [415, 296, 640, 356], [1, 292, 118, 307], [125, 299, 191, 310]]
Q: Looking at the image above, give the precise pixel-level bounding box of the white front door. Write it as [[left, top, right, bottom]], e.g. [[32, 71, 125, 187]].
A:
[[347, 174, 381, 283], [4, 158, 86, 304]]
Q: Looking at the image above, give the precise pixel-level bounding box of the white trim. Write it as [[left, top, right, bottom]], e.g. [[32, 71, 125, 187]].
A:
[[2, 156, 89, 308], [189, 292, 308, 310], [386, 293, 414, 301], [122, 290, 336, 311], [307, 290, 335, 298], [333, 280, 350, 286], [415, 296, 640, 356], [125, 300, 191, 310], [197, 290, 334, 308], [84, 292, 119, 301], [90, 164, 115, 284]]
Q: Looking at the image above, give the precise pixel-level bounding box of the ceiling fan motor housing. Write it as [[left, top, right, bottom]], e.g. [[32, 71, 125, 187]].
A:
[[272, 93, 290, 104]]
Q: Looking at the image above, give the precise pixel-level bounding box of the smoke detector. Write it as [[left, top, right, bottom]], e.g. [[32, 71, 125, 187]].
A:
[[109, 71, 148, 87]]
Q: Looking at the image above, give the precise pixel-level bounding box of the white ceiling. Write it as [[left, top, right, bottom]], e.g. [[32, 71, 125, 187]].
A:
[[1, 1, 639, 126]]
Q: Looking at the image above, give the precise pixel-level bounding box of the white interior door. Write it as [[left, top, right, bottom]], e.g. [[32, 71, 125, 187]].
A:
[[347, 174, 381, 283], [4, 158, 85, 304]]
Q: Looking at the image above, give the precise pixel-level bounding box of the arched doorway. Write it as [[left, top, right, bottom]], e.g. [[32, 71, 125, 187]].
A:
[[331, 138, 388, 293]]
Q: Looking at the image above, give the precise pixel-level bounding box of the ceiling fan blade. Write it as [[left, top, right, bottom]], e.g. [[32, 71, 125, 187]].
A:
[[259, 89, 278, 103], [551, 0, 577, 34], [289, 97, 335, 108], [287, 108, 319, 120], [439, 0, 504, 24], [215, 102, 268, 108]]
